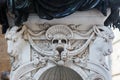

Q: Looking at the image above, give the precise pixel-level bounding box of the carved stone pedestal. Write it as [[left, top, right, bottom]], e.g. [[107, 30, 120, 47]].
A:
[[5, 11, 114, 80]]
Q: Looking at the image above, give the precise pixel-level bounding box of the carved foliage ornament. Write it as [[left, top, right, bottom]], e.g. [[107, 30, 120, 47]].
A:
[[5, 24, 114, 80]]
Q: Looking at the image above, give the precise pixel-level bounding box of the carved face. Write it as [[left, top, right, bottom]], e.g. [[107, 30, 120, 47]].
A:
[[102, 38, 113, 55], [93, 27, 114, 56], [52, 35, 68, 53], [5, 27, 18, 55], [6, 33, 21, 56], [7, 38, 16, 54], [93, 37, 113, 56], [5, 26, 25, 56]]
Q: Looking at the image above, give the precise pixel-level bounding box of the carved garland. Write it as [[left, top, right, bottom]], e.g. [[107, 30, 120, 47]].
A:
[[5, 24, 114, 80]]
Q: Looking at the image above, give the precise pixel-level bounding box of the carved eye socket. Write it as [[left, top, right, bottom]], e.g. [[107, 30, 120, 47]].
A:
[[99, 29, 104, 31], [53, 39, 58, 44], [103, 38, 107, 42], [61, 39, 66, 44]]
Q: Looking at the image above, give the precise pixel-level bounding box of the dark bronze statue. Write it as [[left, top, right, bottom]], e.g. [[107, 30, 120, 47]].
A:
[[0, 0, 9, 33], [0, 0, 120, 33]]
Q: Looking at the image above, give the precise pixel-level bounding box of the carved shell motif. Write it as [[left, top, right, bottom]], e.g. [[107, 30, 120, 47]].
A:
[[39, 66, 83, 80], [46, 25, 73, 40]]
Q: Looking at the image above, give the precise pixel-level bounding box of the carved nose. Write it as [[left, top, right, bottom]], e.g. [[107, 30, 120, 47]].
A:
[[56, 47, 64, 54]]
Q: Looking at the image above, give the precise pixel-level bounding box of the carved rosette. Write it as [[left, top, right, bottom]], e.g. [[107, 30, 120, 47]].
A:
[[5, 23, 114, 80]]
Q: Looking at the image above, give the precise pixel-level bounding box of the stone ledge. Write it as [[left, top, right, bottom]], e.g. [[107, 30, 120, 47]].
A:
[[24, 9, 110, 32]]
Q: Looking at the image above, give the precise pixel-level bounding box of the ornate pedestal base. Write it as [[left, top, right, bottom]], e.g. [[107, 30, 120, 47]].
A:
[[5, 12, 114, 80]]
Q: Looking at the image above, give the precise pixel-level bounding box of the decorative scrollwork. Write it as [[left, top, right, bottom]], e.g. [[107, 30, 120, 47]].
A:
[[5, 24, 114, 80]]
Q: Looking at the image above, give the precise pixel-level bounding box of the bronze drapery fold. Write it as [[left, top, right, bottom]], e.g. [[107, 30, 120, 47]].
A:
[[0, 0, 9, 33], [32, 0, 104, 19], [0, 0, 120, 33]]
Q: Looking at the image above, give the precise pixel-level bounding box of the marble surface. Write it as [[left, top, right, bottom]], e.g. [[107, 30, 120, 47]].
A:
[[112, 29, 120, 80]]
